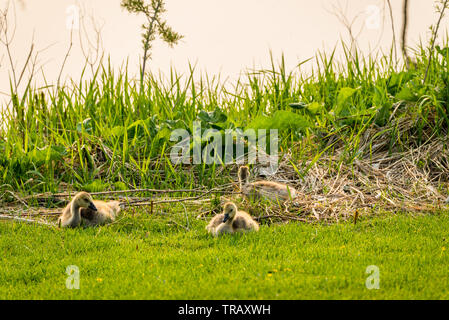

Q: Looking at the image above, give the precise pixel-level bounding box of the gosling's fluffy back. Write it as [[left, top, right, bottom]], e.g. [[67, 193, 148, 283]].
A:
[[238, 165, 296, 202], [80, 200, 121, 226], [242, 181, 296, 202], [231, 210, 259, 231]]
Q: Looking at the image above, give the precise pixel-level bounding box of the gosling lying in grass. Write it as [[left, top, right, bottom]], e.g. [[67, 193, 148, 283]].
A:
[[238, 165, 296, 202], [206, 202, 259, 236], [58, 192, 121, 228], [58, 192, 97, 228]]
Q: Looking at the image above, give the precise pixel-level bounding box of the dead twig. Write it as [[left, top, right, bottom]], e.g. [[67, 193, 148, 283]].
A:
[[0, 214, 56, 227]]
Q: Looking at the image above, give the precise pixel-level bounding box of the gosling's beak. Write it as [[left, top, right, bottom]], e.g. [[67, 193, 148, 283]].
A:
[[88, 202, 98, 211], [222, 214, 229, 223]]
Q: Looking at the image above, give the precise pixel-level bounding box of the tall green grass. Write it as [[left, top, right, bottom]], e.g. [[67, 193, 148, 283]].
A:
[[1, 39, 449, 197]]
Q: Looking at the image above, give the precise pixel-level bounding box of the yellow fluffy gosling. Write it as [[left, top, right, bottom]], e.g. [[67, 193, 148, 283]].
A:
[[238, 165, 296, 202], [206, 202, 259, 237], [58, 191, 97, 228]]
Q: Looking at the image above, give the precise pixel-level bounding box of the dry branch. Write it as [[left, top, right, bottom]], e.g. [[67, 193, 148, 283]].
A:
[[0, 214, 56, 226]]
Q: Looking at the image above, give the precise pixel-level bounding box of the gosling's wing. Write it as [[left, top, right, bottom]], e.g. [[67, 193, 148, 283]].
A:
[[233, 213, 259, 231], [232, 216, 247, 230], [241, 211, 259, 230], [80, 207, 96, 221]]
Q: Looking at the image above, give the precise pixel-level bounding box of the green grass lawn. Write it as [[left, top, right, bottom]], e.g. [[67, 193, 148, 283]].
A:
[[1, 209, 449, 300]]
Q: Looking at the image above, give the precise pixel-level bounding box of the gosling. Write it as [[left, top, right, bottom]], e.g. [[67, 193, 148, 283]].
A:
[[238, 165, 296, 202], [58, 191, 98, 228], [206, 202, 259, 237], [80, 199, 121, 226]]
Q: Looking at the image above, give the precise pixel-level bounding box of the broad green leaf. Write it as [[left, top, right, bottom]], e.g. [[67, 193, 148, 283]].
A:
[[76, 118, 93, 133]]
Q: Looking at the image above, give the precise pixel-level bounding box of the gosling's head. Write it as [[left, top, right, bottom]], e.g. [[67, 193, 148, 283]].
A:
[[74, 192, 97, 211], [238, 165, 250, 183], [222, 202, 237, 223]]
